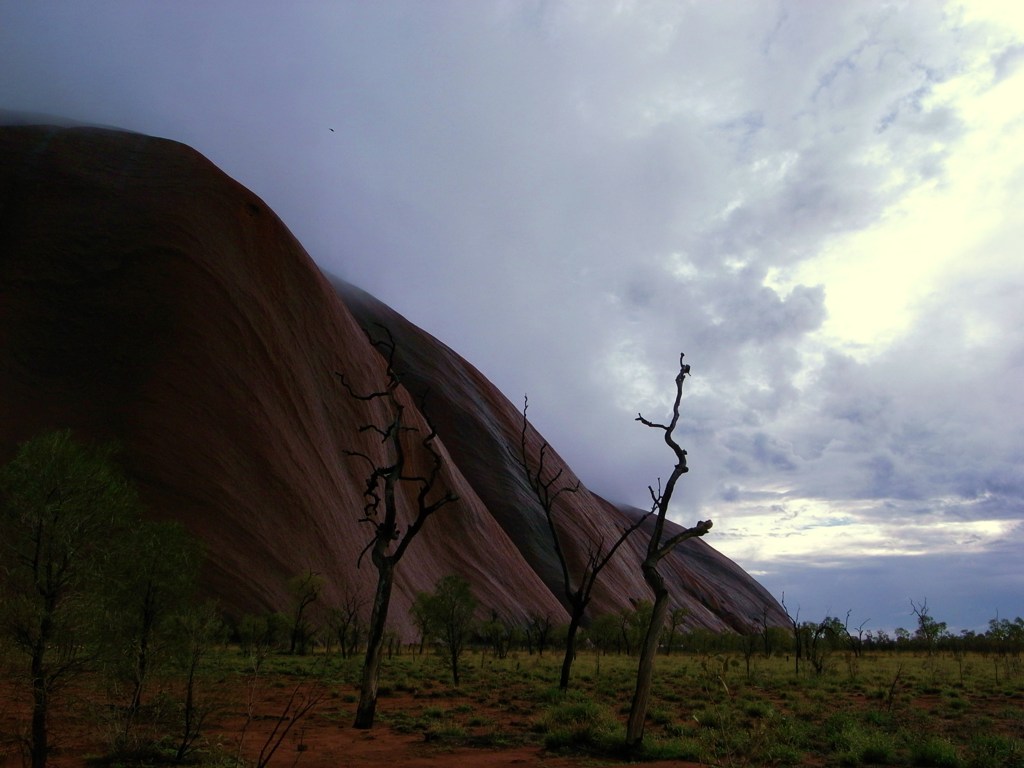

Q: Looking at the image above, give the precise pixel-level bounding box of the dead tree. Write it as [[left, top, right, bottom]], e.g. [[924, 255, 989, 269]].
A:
[[287, 570, 324, 655], [625, 354, 713, 748], [524, 612, 553, 656], [337, 326, 458, 729], [664, 607, 689, 655], [328, 583, 366, 659], [519, 396, 650, 691], [781, 592, 802, 675]]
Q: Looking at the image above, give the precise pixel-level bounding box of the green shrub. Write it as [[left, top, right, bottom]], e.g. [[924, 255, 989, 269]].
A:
[[862, 710, 895, 728], [911, 736, 963, 768], [859, 733, 897, 765], [693, 706, 729, 730], [631, 737, 704, 762], [764, 741, 804, 766], [648, 706, 675, 726], [744, 700, 774, 719], [539, 695, 616, 752], [966, 733, 1023, 768], [424, 723, 468, 743]]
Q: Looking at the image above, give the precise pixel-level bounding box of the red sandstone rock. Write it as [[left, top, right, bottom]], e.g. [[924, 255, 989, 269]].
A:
[[0, 125, 787, 636]]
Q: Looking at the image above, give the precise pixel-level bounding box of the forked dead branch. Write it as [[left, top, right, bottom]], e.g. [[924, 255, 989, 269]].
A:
[[336, 324, 459, 729], [625, 353, 713, 748], [518, 396, 651, 691]]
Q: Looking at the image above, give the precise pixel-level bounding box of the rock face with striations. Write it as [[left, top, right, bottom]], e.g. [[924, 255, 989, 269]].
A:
[[0, 125, 788, 636]]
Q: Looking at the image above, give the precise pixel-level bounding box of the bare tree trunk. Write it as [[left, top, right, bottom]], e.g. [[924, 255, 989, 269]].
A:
[[31, 673, 48, 768], [125, 600, 154, 737], [30, 615, 51, 768], [449, 645, 460, 686], [339, 326, 457, 730], [559, 608, 584, 691], [519, 396, 650, 693], [129, 636, 147, 715], [625, 354, 712, 750], [781, 593, 801, 676], [175, 657, 197, 762], [354, 560, 393, 729], [626, 568, 669, 745]]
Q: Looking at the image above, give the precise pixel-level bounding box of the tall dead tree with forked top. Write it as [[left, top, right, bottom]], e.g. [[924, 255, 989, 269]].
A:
[[625, 354, 713, 748], [337, 325, 458, 729], [519, 396, 651, 691]]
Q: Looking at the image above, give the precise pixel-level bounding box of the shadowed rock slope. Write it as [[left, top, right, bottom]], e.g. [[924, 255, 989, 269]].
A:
[[335, 281, 788, 632], [0, 125, 787, 636]]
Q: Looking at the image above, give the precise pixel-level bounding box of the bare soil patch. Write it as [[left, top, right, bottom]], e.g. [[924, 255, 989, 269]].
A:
[[0, 670, 693, 768]]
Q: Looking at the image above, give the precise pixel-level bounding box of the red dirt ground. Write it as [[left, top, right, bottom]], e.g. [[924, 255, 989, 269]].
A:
[[0, 676, 695, 768]]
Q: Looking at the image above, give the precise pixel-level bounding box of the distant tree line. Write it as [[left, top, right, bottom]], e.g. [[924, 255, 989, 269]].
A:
[[232, 585, 1024, 680]]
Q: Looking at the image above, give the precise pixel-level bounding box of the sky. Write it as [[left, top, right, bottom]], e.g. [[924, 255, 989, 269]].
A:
[[2, 1, 1022, 633]]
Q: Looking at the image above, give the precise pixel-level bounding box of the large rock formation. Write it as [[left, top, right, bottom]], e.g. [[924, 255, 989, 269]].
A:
[[0, 125, 787, 636]]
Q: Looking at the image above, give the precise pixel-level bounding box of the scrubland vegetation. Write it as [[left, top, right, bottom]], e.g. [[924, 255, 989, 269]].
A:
[[4, 578, 1024, 767], [378, 641, 1024, 768], [2, 528, 1024, 768], [4, 430, 1023, 768]]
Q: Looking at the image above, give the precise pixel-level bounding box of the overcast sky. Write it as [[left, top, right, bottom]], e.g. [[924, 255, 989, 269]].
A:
[[2, 1, 1022, 633]]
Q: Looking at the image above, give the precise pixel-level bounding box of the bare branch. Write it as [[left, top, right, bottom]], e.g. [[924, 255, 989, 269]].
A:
[[647, 482, 660, 506], [519, 392, 642, 691], [626, 353, 708, 748], [519, 395, 576, 604], [338, 324, 460, 729], [364, 323, 398, 370], [654, 519, 713, 561], [582, 508, 655, 598], [635, 413, 669, 431], [342, 449, 377, 470], [334, 370, 392, 402]]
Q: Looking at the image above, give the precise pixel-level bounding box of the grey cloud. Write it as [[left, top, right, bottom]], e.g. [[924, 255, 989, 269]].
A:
[[862, 453, 923, 501], [1, 0, 1020, 630], [732, 432, 799, 473], [992, 43, 1024, 83], [709, 281, 826, 345]]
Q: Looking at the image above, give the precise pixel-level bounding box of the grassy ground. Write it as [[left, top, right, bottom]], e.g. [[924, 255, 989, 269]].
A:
[[3, 647, 1023, 767], [222, 647, 1024, 766]]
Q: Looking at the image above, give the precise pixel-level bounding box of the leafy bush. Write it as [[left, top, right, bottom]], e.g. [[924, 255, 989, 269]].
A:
[[859, 733, 897, 765], [539, 694, 616, 752], [965, 733, 1023, 768], [744, 700, 774, 719], [424, 723, 468, 743], [629, 737, 704, 762], [911, 736, 963, 768]]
